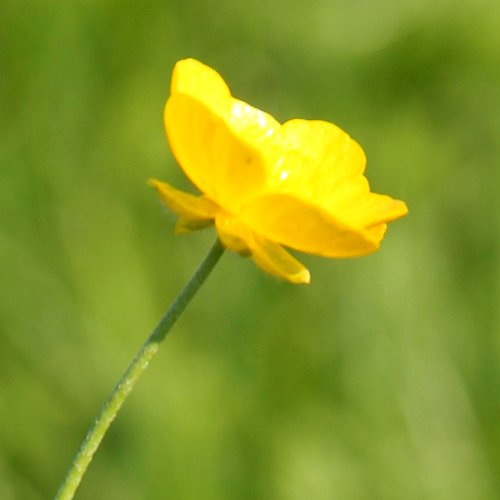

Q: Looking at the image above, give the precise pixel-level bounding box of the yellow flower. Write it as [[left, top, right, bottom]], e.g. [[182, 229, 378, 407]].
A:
[[151, 58, 408, 284]]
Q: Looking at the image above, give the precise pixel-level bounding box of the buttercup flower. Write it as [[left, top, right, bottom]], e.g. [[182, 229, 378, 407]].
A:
[[151, 58, 408, 283]]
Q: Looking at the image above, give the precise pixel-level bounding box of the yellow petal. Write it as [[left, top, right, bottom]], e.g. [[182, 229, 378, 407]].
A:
[[165, 59, 279, 212], [149, 179, 218, 225], [169, 59, 280, 140], [264, 119, 368, 207], [240, 193, 386, 257], [266, 120, 409, 224]]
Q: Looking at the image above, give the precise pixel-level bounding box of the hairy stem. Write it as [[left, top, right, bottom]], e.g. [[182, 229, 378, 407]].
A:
[[55, 239, 225, 500]]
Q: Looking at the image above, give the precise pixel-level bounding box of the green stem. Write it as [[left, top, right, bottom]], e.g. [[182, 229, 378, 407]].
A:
[[55, 239, 225, 500]]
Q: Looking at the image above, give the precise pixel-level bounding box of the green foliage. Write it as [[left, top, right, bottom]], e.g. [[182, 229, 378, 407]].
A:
[[1, 0, 499, 498]]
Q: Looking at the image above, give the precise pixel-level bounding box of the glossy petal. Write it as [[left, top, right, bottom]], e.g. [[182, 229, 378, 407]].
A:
[[240, 193, 383, 257], [165, 59, 280, 212], [264, 120, 367, 200], [240, 192, 407, 257], [260, 119, 404, 217]]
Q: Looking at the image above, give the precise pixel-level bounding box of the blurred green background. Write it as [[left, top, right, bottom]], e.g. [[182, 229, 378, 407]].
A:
[[1, 0, 499, 498]]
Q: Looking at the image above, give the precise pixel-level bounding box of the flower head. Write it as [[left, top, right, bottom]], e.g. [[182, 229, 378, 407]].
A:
[[151, 58, 408, 283]]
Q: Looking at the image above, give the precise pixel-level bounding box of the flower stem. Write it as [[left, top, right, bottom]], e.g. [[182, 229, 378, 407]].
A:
[[55, 239, 225, 500]]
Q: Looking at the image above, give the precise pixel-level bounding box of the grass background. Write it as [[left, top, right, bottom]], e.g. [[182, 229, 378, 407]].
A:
[[1, 0, 499, 498]]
